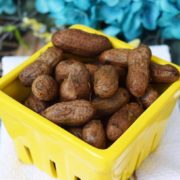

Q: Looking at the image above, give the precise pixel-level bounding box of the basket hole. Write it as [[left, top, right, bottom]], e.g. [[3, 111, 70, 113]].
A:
[[74, 176, 81, 180], [24, 146, 33, 163], [50, 160, 57, 177]]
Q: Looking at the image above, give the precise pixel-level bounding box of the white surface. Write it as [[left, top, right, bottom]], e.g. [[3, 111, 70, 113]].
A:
[[2, 56, 29, 75], [0, 45, 180, 180], [150, 45, 171, 62]]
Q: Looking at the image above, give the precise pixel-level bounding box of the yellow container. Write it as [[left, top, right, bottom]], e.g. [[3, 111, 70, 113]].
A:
[[0, 25, 180, 180]]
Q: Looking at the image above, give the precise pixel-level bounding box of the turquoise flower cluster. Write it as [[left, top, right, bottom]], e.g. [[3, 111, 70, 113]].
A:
[[1, 0, 180, 40], [0, 0, 16, 15]]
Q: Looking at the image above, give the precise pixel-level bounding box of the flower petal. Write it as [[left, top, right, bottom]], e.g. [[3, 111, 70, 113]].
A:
[[50, 12, 67, 26], [93, 3, 124, 24], [101, 0, 131, 7], [103, 25, 121, 36], [122, 1, 143, 40], [2, 0, 16, 14], [101, 0, 119, 7], [160, 0, 179, 13], [48, 0, 65, 13], [123, 12, 142, 40], [161, 26, 180, 39], [51, 6, 91, 26], [158, 12, 174, 27], [161, 15, 180, 39], [142, 1, 160, 30], [72, 0, 91, 10], [130, 1, 143, 13], [177, 0, 180, 9], [35, 0, 49, 13]]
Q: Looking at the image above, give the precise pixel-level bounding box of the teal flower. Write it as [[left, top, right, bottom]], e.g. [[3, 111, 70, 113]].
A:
[[103, 25, 121, 36], [35, 0, 65, 14], [160, 0, 179, 13], [158, 0, 180, 39], [0, 0, 16, 14], [122, 0, 160, 40], [122, 1, 143, 40], [141, 0, 160, 30], [91, 2, 125, 24], [71, 0, 91, 11], [100, 0, 131, 7], [50, 6, 93, 27], [34, 0, 180, 40], [63, 0, 91, 10]]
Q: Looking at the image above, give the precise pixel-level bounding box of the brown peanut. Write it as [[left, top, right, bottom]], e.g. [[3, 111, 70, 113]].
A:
[[150, 62, 180, 83], [60, 62, 90, 101], [52, 29, 112, 57], [127, 45, 151, 97], [41, 100, 95, 126], [32, 75, 58, 101], [140, 87, 159, 108], [82, 120, 106, 149], [94, 65, 119, 98], [19, 61, 52, 86], [38, 47, 63, 67], [106, 103, 144, 142], [99, 48, 129, 68], [92, 88, 130, 116], [24, 94, 48, 113], [55, 59, 79, 82]]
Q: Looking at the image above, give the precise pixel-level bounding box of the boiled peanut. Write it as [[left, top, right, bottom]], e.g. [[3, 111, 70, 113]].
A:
[[94, 65, 119, 98], [41, 100, 95, 126], [99, 48, 129, 68], [92, 88, 130, 115], [106, 103, 143, 142], [126, 45, 151, 97], [140, 87, 159, 108], [60, 62, 90, 101], [32, 75, 58, 101], [19, 61, 52, 86], [38, 46, 63, 67], [24, 94, 48, 113], [82, 120, 106, 149], [52, 29, 112, 57], [55, 59, 79, 82], [150, 62, 179, 83]]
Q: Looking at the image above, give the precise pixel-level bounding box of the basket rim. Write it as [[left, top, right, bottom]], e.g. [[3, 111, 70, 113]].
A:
[[0, 24, 179, 162]]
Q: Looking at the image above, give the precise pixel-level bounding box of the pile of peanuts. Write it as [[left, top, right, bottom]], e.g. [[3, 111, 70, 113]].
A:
[[19, 29, 180, 149]]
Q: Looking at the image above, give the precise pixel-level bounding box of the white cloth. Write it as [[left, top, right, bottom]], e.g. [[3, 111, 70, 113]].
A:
[[0, 46, 179, 180]]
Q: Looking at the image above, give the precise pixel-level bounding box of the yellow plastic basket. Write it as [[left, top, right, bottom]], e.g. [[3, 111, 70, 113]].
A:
[[0, 25, 180, 180]]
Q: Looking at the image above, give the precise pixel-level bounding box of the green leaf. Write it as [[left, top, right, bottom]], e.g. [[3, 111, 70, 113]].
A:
[[2, 25, 17, 32], [14, 29, 28, 48]]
